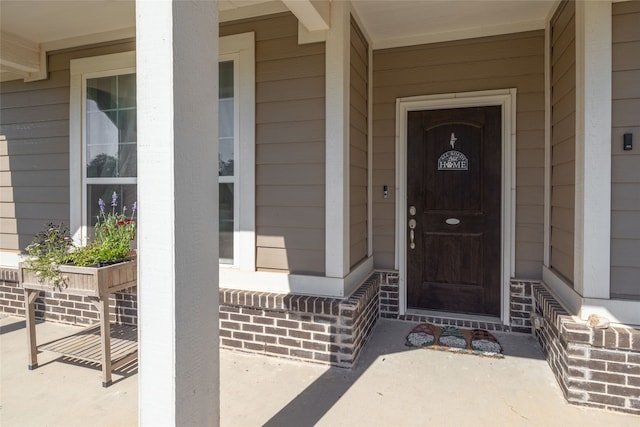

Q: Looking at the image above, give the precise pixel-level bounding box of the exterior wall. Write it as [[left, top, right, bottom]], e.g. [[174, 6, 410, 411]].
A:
[[2, 13, 326, 275], [0, 40, 134, 256], [372, 31, 546, 278], [549, 0, 576, 285], [611, 1, 640, 300], [221, 13, 327, 275], [533, 283, 640, 415], [349, 17, 369, 268]]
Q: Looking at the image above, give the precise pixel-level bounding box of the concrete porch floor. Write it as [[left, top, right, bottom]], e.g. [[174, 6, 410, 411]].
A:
[[1, 315, 637, 426]]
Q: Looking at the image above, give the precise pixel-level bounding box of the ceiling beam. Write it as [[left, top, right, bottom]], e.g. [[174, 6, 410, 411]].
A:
[[0, 31, 46, 81], [282, 0, 330, 31]]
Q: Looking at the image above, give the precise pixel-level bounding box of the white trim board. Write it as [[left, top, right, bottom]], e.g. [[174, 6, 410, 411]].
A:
[[220, 32, 256, 272], [395, 89, 517, 325], [220, 256, 374, 298], [0, 251, 25, 269], [542, 267, 640, 326], [543, 20, 552, 267], [367, 36, 374, 258], [325, 0, 351, 278], [573, 1, 612, 299], [542, 266, 582, 315]]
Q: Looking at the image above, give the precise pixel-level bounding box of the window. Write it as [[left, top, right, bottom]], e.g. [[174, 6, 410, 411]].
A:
[[85, 73, 137, 234], [218, 33, 255, 270], [70, 37, 255, 270], [219, 60, 235, 263], [70, 52, 136, 245]]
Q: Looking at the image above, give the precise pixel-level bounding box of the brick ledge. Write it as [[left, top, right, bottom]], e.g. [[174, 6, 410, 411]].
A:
[[534, 283, 640, 352]]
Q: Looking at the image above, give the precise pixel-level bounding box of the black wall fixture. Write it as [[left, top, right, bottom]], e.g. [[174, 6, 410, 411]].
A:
[[623, 133, 633, 151]]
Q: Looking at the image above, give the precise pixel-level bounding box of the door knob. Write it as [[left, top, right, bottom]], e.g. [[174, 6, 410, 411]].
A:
[[408, 219, 416, 249]]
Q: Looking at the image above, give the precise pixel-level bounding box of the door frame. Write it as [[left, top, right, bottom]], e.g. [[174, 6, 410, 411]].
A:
[[395, 89, 517, 324]]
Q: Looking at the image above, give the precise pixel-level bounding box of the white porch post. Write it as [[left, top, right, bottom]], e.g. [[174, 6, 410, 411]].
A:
[[325, 0, 351, 279], [136, 1, 219, 425], [574, 1, 612, 299]]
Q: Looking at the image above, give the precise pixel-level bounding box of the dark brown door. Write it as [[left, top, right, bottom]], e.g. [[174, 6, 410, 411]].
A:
[[407, 106, 501, 316]]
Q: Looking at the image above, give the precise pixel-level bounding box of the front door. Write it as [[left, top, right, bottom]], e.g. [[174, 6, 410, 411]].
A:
[[407, 106, 501, 316]]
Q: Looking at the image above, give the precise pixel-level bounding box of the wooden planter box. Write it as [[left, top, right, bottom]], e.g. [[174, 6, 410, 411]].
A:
[[19, 258, 137, 297], [18, 258, 137, 387]]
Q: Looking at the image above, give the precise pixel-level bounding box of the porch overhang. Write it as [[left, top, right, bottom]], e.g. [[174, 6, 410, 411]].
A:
[[0, 0, 557, 82]]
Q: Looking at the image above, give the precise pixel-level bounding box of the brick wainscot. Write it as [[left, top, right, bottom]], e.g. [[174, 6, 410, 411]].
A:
[[219, 275, 379, 367], [533, 283, 640, 415]]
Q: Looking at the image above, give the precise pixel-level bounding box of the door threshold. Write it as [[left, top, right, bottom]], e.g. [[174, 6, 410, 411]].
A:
[[401, 309, 507, 332]]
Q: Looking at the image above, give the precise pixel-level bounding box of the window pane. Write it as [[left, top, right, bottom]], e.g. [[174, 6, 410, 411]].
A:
[[117, 108, 137, 177], [219, 61, 234, 177], [218, 99, 234, 176], [118, 143, 137, 177], [219, 183, 234, 263], [219, 98, 234, 139], [87, 77, 117, 111], [87, 148, 117, 177], [87, 184, 137, 241], [118, 73, 136, 108], [219, 61, 234, 99], [86, 109, 118, 177], [86, 74, 137, 178], [118, 109, 137, 143]]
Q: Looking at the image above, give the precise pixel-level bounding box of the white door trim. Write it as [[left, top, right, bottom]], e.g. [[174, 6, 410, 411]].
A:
[[395, 89, 517, 324]]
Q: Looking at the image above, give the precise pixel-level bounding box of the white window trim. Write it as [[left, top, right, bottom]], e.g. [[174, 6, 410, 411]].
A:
[[395, 89, 517, 325], [69, 51, 136, 246], [219, 32, 255, 271], [69, 36, 255, 269]]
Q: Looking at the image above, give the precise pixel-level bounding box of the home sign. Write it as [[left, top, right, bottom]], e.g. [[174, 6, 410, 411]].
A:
[[437, 132, 469, 171]]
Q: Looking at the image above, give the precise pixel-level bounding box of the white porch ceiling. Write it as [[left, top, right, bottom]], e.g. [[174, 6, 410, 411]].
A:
[[352, 0, 555, 49], [1, 1, 135, 44], [0, 0, 556, 81]]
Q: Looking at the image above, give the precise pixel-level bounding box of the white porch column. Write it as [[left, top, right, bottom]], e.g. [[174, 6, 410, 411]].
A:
[[325, 0, 350, 278], [136, 1, 219, 425], [574, 0, 612, 299]]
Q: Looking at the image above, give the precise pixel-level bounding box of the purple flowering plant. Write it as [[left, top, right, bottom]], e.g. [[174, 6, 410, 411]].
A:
[[25, 192, 136, 288], [71, 192, 137, 266]]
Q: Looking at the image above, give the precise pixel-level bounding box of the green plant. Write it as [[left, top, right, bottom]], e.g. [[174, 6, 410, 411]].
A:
[[24, 223, 73, 288], [24, 192, 136, 288], [69, 193, 136, 266]]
